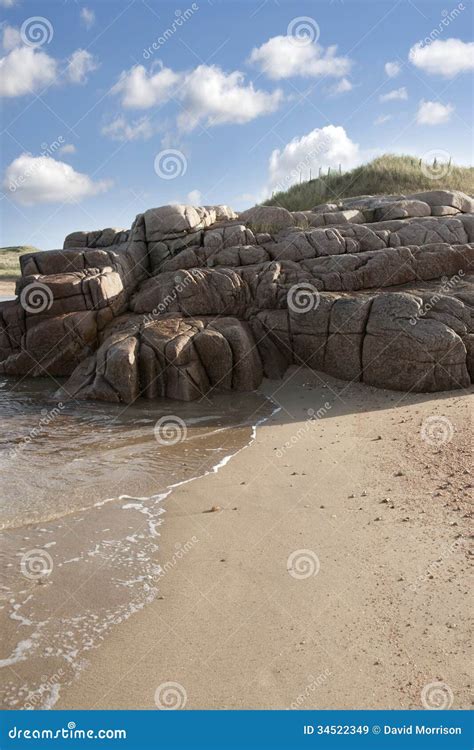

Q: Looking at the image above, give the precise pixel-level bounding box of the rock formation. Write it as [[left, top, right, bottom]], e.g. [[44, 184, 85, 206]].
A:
[[1, 190, 473, 402]]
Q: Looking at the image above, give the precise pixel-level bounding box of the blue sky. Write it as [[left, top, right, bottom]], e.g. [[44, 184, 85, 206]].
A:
[[1, 0, 473, 249]]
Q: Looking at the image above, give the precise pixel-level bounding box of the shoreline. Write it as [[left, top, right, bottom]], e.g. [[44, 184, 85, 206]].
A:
[[0, 386, 274, 709], [56, 367, 472, 710]]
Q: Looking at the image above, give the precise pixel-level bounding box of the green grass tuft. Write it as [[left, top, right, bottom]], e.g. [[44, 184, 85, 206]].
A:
[[264, 154, 474, 212]]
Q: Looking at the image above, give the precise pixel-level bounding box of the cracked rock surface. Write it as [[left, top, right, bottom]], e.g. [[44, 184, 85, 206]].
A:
[[1, 192, 473, 402]]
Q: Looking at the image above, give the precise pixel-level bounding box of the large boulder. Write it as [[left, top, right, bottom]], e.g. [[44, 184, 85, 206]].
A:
[[3, 195, 474, 402]]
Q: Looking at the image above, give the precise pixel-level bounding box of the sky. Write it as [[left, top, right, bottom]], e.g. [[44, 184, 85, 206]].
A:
[[0, 0, 473, 249]]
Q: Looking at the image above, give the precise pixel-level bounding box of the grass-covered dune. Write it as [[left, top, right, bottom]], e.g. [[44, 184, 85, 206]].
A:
[[265, 154, 474, 211], [0, 246, 38, 280]]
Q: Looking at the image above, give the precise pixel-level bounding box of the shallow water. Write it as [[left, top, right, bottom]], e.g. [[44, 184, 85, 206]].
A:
[[0, 376, 274, 708]]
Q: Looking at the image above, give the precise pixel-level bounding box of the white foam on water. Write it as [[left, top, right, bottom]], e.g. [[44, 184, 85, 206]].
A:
[[1, 395, 280, 709]]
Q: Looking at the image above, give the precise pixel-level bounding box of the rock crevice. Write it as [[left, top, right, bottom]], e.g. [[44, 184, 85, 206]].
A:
[[1, 192, 473, 401]]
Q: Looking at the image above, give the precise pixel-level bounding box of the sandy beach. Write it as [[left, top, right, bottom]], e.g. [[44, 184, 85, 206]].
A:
[[56, 367, 472, 711], [0, 280, 15, 297]]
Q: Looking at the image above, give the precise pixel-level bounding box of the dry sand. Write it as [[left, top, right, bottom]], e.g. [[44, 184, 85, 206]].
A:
[[0, 280, 15, 297], [57, 367, 472, 710]]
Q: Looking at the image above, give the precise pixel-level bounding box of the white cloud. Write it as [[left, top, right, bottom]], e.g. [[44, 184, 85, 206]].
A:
[[2, 24, 21, 51], [0, 0, 17, 6], [374, 114, 392, 125], [58, 144, 76, 155], [176, 65, 283, 131], [329, 77, 353, 95], [101, 115, 154, 141], [409, 38, 474, 78], [268, 125, 359, 192], [112, 64, 180, 108], [187, 190, 202, 204], [0, 30, 98, 96], [385, 61, 401, 78], [112, 63, 283, 132], [379, 86, 407, 102], [80, 7, 95, 29], [0, 46, 57, 97], [66, 49, 98, 84], [416, 99, 454, 125], [249, 36, 351, 79], [4, 153, 112, 205]]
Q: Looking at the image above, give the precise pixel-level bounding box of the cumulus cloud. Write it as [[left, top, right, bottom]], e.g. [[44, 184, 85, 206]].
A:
[[385, 61, 401, 78], [66, 49, 98, 84], [329, 77, 353, 95], [249, 35, 351, 79], [409, 38, 474, 78], [0, 27, 99, 96], [80, 7, 95, 28], [112, 64, 180, 108], [268, 125, 359, 193], [4, 154, 112, 205], [177, 65, 283, 131], [101, 115, 154, 141], [416, 99, 454, 125], [0, 46, 57, 97], [379, 86, 407, 102], [112, 63, 283, 131]]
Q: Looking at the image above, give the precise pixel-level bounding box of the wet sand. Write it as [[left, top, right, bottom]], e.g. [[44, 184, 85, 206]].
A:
[[56, 367, 472, 710], [0, 382, 273, 709]]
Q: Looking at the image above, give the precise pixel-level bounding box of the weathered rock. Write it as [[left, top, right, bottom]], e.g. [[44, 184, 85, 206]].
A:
[[372, 200, 431, 222], [238, 205, 295, 232], [407, 190, 474, 214], [3, 194, 473, 402]]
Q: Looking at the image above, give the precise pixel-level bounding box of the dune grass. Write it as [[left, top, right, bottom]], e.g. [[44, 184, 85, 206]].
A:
[[0, 246, 38, 280], [265, 154, 474, 212]]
